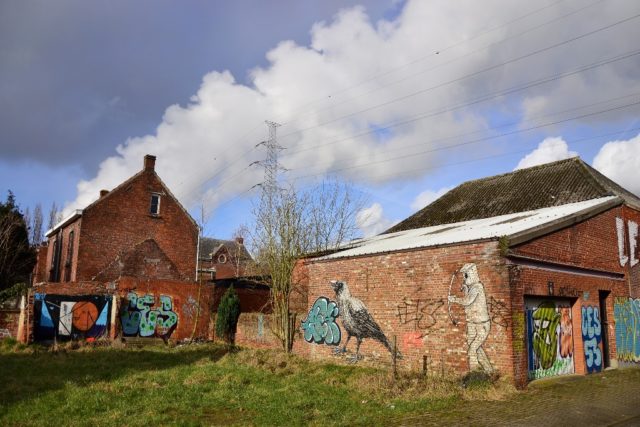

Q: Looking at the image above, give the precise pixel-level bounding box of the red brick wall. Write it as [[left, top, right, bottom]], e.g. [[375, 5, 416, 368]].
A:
[[32, 244, 49, 284], [508, 265, 626, 386], [75, 169, 198, 281], [510, 206, 624, 274], [621, 206, 640, 298], [29, 277, 212, 342], [0, 309, 20, 338], [297, 242, 515, 378]]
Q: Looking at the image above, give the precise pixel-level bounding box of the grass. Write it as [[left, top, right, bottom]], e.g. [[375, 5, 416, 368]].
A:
[[0, 338, 515, 426]]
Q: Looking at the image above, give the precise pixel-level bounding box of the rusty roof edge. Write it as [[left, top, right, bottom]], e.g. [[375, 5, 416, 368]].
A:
[[507, 196, 623, 247]]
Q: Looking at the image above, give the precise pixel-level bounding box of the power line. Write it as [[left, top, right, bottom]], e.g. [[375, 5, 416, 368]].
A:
[[281, 49, 640, 158], [277, 11, 640, 141], [285, 99, 640, 181], [277, 0, 602, 129]]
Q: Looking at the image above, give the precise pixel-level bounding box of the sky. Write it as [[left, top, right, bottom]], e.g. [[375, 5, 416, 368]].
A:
[[1, 0, 640, 240]]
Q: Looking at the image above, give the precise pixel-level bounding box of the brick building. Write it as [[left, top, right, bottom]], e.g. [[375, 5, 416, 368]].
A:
[[198, 237, 253, 281], [23, 155, 209, 343], [295, 158, 640, 387], [36, 154, 198, 284]]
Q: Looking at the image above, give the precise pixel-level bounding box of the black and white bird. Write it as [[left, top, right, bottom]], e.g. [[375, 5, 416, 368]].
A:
[[330, 280, 398, 361]]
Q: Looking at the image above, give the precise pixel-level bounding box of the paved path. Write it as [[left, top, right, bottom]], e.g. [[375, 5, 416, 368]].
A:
[[395, 367, 640, 426]]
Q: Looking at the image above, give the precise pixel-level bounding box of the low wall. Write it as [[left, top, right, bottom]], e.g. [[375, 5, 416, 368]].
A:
[[27, 278, 213, 343]]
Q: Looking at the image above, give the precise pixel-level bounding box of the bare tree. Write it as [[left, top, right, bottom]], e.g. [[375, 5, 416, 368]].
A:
[[32, 203, 43, 245], [251, 180, 365, 352], [47, 201, 59, 231]]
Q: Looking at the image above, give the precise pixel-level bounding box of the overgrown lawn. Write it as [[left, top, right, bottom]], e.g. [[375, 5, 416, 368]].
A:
[[0, 339, 514, 426]]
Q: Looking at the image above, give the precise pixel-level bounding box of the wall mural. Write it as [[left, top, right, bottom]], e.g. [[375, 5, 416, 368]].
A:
[[301, 296, 341, 346], [330, 280, 397, 362], [614, 298, 640, 363], [581, 305, 603, 373], [448, 263, 493, 372], [34, 293, 111, 341], [616, 217, 639, 267], [120, 292, 178, 339], [525, 300, 574, 379]]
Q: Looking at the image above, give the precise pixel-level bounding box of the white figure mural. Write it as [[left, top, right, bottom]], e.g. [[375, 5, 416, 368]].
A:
[[448, 263, 493, 372]]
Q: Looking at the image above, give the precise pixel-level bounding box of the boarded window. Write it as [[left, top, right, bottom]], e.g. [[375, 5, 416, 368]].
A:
[[150, 194, 161, 215]]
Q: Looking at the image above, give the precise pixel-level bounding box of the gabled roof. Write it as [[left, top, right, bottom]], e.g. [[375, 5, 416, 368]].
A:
[[319, 196, 621, 260], [199, 237, 252, 261], [387, 157, 640, 234], [45, 155, 198, 236]]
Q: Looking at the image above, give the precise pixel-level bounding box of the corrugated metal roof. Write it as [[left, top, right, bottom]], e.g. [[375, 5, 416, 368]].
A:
[[319, 196, 619, 260], [387, 157, 640, 233]]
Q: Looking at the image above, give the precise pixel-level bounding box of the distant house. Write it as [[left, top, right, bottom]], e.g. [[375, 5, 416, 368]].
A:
[[296, 157, 640, 387], [198, 237, 253, 281], [35, 154, 199, 283]]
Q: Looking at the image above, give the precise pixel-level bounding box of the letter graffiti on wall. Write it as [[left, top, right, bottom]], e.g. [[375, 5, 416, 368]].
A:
[[581, 305, 603, 373], [448, 263, 493, 372], [525, 300, 574, 380], [614, 298, 640, 363], [616, 217, 639, 267], [34, 294, 111, 341], [396, 297, 444, 337], [120, 292, 178, 339], [301, 296, 341, 345]]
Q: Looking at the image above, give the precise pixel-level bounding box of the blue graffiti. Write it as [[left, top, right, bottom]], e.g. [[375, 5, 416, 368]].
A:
[[301, 296, 341, 345], [614, 298, 640, 363], [581, 305, 602, 373], [121, 292, 178, 339]]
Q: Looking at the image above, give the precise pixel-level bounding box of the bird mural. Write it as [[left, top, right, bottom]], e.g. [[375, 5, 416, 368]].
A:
[[330, 280, 399, 362]]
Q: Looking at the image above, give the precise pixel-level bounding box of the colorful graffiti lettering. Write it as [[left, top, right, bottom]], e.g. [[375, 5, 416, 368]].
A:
[[581, 305, 602, 373], [616, 217, 639, 267], [614, 298, 640, 363], [448, 263, 493, 372], [301, 296, 341, 345], [526, 300, 574, 379], [121, 292, 178, 339], [34, 294, 111, 341]]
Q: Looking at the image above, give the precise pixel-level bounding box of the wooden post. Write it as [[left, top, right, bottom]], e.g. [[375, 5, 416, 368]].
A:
[[423, 355, 428, 379], [392, 335, 398, 380]]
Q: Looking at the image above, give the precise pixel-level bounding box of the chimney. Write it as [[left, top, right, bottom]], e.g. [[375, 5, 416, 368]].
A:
[[99, 189, 109, 198], [235, 237, 244, 245], [144, 154, 156, 171]]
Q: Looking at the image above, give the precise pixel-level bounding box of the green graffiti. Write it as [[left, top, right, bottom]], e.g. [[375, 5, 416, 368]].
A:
[[532, 301, 561, 370], [528, 357, 573, 380], [301, 296, 341, 346], [121, 293, 178, 339]]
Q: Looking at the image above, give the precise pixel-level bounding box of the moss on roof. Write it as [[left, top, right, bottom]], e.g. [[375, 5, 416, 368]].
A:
[[386, 157, 640, 233]]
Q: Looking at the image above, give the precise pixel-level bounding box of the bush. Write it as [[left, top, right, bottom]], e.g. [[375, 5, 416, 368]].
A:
[[216, 286, 241, 345]]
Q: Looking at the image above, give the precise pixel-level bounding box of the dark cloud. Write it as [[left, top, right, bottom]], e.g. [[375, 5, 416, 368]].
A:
[[0, 0, 395, 171]]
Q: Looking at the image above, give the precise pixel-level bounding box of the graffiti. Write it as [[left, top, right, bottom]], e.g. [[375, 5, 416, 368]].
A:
[[34, 294, 111, 341], [581, 305, 602, 373], [616, 217, 639, 267], [614, 298, 640, 363], [448, 263, 493, 372], [301, 296, 341, 346], [182, 295, 200, 320], [0, 328, 11, 338], [121, 292, 178, 339], [559, 307, 573, 358], [396, 297, 444, 335], [526, 300, 574, 379], [402, 331, 423, 348], [330, 280, 398, 361], [487, 296, 510, 329]]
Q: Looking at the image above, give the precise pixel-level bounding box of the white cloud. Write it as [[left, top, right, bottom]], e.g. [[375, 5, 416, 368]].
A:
[[515, 137, 577, 170], [356, 202, 395, 237], [410, 186, 452, 211], [66, 0, 640, 220], [593, 133, 640, 196]]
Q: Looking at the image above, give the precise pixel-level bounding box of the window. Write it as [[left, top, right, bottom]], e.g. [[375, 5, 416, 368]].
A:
[[217, 254, 227, 264], [150, 194, 161, 215], [64, 230, 74, 282]]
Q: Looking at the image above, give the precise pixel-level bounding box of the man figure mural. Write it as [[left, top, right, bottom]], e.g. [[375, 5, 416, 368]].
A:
[[448, 263, 493, 372]]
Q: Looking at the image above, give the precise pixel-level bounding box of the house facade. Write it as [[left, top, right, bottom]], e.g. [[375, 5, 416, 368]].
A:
[[37, 154, 198, 284], [295, 158, 640, 387]]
